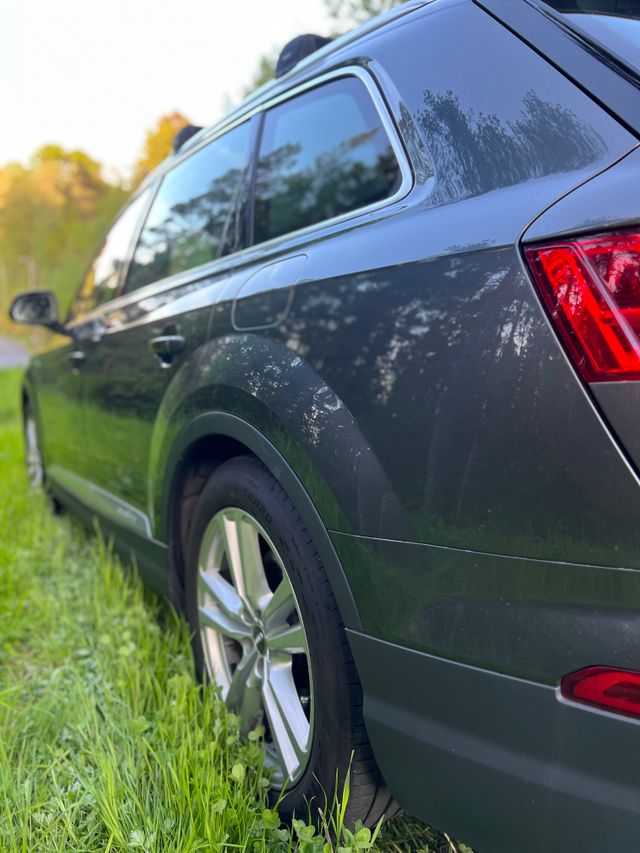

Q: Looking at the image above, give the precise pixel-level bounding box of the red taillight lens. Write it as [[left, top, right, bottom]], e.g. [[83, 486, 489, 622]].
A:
[[561, 666, 640, 719], [525, 232, 640, 381]]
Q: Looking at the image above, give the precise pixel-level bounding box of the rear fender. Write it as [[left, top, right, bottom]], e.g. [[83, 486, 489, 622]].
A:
[[147, 334, 411, 629]]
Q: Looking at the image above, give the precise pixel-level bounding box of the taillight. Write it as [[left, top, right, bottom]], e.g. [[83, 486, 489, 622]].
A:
[[524, 231, 640, 381], [561, 666, 640, 720]]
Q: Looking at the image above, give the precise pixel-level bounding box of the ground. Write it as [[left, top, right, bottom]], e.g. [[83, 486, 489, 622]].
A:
[[0, 365, 472, 853], [0, 335, 29, 368]]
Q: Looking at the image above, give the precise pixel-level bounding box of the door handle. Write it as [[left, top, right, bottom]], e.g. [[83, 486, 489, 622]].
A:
[[149, 335, 186, 356], [67, 350, 86, 368], [149, 334, 186, 367]]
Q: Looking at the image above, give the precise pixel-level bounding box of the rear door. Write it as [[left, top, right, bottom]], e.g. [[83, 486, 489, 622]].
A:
[[226, 71, 409, 342], [79, 117, 257, 524]]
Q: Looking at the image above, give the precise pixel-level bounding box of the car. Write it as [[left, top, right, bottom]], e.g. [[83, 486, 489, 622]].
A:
[[9, 1, 640, 849]]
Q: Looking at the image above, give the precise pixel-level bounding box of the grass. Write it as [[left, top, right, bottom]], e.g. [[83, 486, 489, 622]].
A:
[[0, 366, 471, 853]]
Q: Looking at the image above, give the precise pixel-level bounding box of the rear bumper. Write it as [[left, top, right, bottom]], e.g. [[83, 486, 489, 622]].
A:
[[348, 631, 640, 853]]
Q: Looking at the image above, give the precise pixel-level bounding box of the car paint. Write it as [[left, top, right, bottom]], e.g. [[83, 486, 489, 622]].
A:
[[474, 0, 640, 139], [348, 629, 640, 853], [20, 1, 640, 851]]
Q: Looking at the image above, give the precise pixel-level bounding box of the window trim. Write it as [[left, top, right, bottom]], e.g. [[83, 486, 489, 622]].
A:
[[247, 68, 411, 250], [66, 65, 413, 331], [116, 179, 161, 301], [245, 111, 266, 249]]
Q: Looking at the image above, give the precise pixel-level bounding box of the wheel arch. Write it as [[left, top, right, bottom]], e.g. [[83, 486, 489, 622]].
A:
[[162, 411, 363, 631]]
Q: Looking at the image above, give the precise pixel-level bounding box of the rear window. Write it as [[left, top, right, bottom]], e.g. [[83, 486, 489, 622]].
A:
[[541, 2, 640, 75], [253, 76, 402, 245]]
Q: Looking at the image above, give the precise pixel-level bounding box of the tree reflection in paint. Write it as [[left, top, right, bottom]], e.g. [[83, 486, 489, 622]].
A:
[[417, 89, 606, 203]]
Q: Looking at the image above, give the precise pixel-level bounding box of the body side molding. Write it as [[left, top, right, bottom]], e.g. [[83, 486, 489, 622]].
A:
[[47, 464, 153, 539]]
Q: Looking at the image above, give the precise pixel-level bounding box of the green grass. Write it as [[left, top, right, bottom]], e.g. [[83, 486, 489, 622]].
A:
[[0, 367, 471, 853]]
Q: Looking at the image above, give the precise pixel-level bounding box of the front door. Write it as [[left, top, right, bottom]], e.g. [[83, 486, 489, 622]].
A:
[[30, 331, 87, 480], [36, 192, 150, 490], [79, 286, 212, 521]]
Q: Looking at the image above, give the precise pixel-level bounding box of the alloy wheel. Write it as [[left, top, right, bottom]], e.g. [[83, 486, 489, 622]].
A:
[[196, 506, 314, 786]]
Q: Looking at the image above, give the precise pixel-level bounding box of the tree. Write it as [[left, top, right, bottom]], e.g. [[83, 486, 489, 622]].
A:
[[242, 54, 278, 97], [0, 146, 126, 321], [325, 0, 402, 25], [0, 109, 209, 335], [241, 0, 402, 100], [130, 112, 191, 189]]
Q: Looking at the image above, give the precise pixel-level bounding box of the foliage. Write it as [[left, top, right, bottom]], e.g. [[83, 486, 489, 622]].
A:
[[0, 367, 471, 853], [325, 0, 403, 26], [130, 112, 191, 190], [0, 112, 192, 338], [242, 53, 278, 97], [0, 146, 127, 324]]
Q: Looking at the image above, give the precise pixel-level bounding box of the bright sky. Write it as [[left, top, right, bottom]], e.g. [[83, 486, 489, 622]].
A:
[[1, 0, 334, 180]]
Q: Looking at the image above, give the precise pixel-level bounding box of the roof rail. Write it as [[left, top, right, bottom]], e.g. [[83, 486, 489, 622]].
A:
[[275, 34, 333, 78]]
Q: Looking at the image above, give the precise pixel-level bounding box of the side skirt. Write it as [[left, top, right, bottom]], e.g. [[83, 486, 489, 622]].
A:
[[47, 468, 168, 597]]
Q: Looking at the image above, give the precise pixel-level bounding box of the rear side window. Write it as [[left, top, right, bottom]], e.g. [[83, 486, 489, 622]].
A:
[[541, 2, 640, 75], [124, 120, 253, 292], [253, 76, 402, 245], [68, 191, 148, 321]]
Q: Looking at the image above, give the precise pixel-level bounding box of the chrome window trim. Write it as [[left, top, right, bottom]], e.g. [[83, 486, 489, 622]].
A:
[[66, 65, 414, 332]]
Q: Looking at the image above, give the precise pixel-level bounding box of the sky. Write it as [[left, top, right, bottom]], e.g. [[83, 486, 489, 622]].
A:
[[0, 0, 334, 180]]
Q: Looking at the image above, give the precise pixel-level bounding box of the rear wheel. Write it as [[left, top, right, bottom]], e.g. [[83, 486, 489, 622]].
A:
[[184, 455, 398, 825]]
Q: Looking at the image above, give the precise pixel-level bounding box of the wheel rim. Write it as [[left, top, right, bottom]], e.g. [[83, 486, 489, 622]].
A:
[[197, 507, 314, 786], [25, 414, 43, 487]]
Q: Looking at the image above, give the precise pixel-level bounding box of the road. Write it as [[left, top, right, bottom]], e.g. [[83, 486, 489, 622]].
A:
[[0, 335, 29, 368]]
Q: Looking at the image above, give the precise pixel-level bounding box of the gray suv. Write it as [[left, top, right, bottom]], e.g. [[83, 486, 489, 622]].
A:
[[10, 2, 640, 850]]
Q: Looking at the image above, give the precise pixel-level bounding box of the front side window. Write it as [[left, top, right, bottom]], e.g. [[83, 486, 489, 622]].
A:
[[253, 76, 402, 245], [124, 120, 253, 292], [68, 191, 148, 321]]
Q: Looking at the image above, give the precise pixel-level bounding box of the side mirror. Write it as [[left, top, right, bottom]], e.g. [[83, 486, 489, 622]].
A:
[[9, 290, 67, 335]]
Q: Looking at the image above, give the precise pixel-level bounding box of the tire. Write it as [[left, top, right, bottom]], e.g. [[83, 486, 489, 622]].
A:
[[184, 454, 399, 827]]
